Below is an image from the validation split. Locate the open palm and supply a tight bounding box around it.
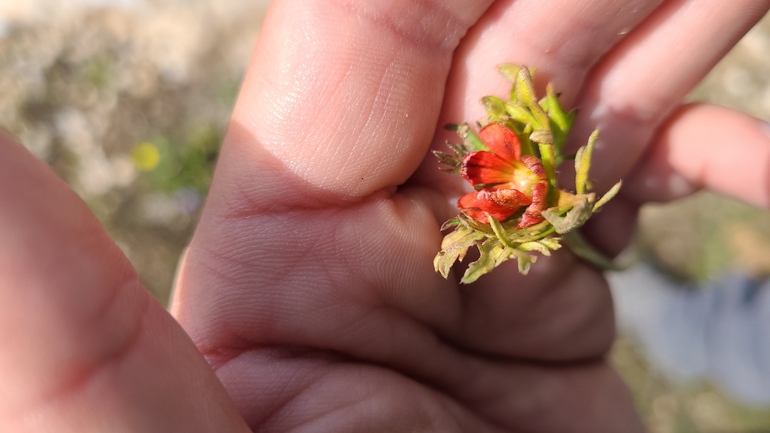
[3,0,769,432]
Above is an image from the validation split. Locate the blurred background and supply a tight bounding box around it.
[1,1,769,431]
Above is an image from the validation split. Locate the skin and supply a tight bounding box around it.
[2,0,770,431]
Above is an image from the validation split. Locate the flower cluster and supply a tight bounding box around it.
[433,65,621,283]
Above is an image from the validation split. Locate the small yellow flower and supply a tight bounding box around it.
[131,142,161,171]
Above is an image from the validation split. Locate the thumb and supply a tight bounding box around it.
[0,131,248,432]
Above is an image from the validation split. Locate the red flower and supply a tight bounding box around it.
[458,122,548,228]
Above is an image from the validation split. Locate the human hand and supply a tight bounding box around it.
[2,0,769,431]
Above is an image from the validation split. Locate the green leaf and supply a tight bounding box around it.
[462,239,506,283]
[512,249,537,275]
[519,241,552,256]
[455,123,488,152]
[541,194,595,234]
[440,218,461,231]
[434,227,485,278]
[505,224,555,243]
[575,129,599,195]
[593,180,622,212]
[482,96,508,121]
[539,237,562,251]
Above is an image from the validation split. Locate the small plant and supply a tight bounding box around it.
[434,64,622,283]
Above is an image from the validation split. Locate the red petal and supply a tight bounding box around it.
[489,188,531,208]
[516,180,548,229]
[521,155,546,180]
[517,212,544,228]
[458,191,520,223]
[461,151,515,186]
[479,122,521,162]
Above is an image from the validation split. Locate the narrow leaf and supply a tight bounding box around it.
[440,218,461,231]
[455,123,488,152]
[593,180,622,212]
[538,141,557,190]
[486,213,516,248]
[433,150,460,167]
[575,129,599,195]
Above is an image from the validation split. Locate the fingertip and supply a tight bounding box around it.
[624,103,770,207]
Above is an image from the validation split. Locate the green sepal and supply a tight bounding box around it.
[482,96,508,122]
[498,64,536,102]
[514,68,550,130]
[519,124,536,158]
[504,102,537,126]
[537,140,557,194]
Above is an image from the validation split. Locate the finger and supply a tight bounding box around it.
[441,0,665,128]
[209,0,496,214]
[624,103,770,206]
[571,0,770,192]
[0,133,248,431]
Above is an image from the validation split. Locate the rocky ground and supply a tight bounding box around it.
[1,1,769,432]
